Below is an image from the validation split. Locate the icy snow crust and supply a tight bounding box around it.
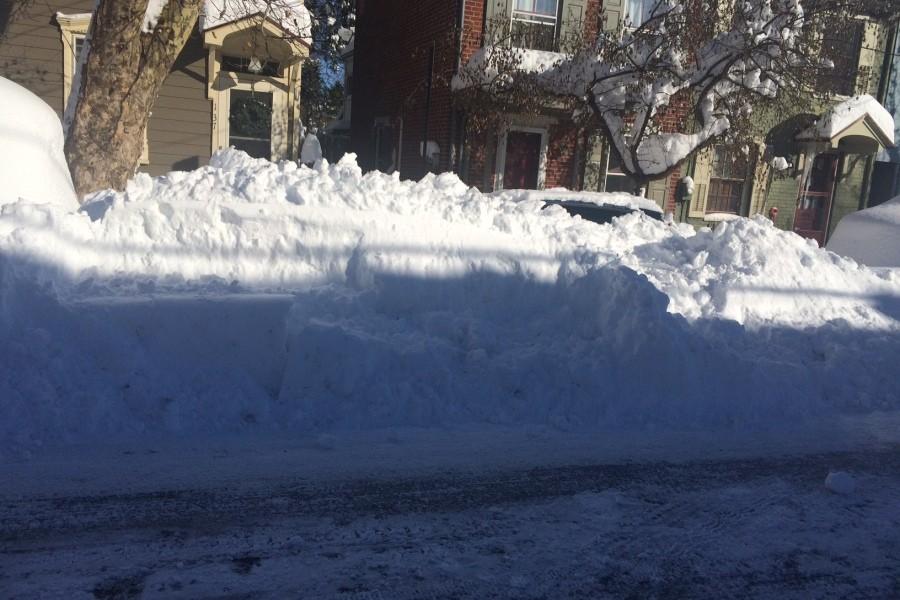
[1,151,899,450]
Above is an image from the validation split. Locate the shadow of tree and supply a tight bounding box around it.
[2,244,898,450]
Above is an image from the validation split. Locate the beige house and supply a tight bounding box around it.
[0,1,311,176]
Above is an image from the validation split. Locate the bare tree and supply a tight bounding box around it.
[455,0,894,190]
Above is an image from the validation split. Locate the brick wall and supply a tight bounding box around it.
[545,123,581,189]
[352,0,602,191]
[351,0,462,180]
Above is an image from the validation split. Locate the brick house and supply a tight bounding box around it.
[350,0,619,193]
[348,0,708,212]
[0,1,311,176]
[350,0,896,246]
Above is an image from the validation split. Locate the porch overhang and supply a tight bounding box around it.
[202,14,310,66]
[796,95,896,155]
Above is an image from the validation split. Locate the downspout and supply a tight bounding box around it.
[422,43,435,172]
[450,0,466,173]
[397,116,404,172]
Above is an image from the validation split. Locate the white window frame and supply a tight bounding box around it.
[215,74,290,161]
[204,18,309,161]
[511,0,560,26]
[58,13,149,165]
[494,125,550,191]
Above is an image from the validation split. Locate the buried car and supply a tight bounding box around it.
[495,189,664,225]
[828,195,900,268]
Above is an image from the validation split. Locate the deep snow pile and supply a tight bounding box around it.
[1,150,899,451]
[828,195,900,268]
[0,78,77,209]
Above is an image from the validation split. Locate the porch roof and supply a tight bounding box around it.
[797,95,895,154]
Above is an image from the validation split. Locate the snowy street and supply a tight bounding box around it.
[1,13,899,596]
[3,431,900,599]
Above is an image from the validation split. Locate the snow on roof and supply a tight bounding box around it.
[493,188,663,214]
[799,95,895,145]
[200,0,312,44]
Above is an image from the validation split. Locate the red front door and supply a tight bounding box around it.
[503,131,542,190]
[794,154,838,246]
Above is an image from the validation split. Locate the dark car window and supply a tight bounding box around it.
[542,200,661,224]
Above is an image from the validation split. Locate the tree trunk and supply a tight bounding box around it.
[64,0,202,199]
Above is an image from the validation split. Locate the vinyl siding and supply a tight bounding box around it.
[148,32,212,176]
[0,1,96,114]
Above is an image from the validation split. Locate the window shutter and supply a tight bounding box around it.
[560,0,586,52]
[688,148,713,218]
[602,0,624,34]
[647,177,669,209]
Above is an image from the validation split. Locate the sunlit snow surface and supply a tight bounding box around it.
[1,148,899,452]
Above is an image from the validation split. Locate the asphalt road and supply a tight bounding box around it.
[3,447,900,599]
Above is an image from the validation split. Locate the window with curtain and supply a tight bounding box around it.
[512,0,559,24]
[706,146,749,214]
[511,0,560,50]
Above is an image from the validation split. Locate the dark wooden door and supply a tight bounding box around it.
[794,154,838,246]
[503,131,542,190]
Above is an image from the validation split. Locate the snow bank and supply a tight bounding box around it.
[828,196,900,268]
[1,150,898,452]
[0,77,77,209]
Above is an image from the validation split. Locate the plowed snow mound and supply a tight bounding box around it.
[1,150,898,451]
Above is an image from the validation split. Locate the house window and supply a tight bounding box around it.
[228,90,273,158]
[73,35,86,74]
[816,21,863,96]
[511,0,559,51]
[604,148,638,193]
[706,146,748,214]
[625,0,654,28]
[221,55,280,77]
[512,0,559,25]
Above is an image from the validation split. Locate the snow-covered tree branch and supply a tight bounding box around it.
[455,0,891,186]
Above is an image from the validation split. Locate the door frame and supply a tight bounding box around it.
[495,125,549,191]
[793,152,839,245]
[214,73,290,161]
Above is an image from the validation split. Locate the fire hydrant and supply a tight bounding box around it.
[768,206,779,223]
